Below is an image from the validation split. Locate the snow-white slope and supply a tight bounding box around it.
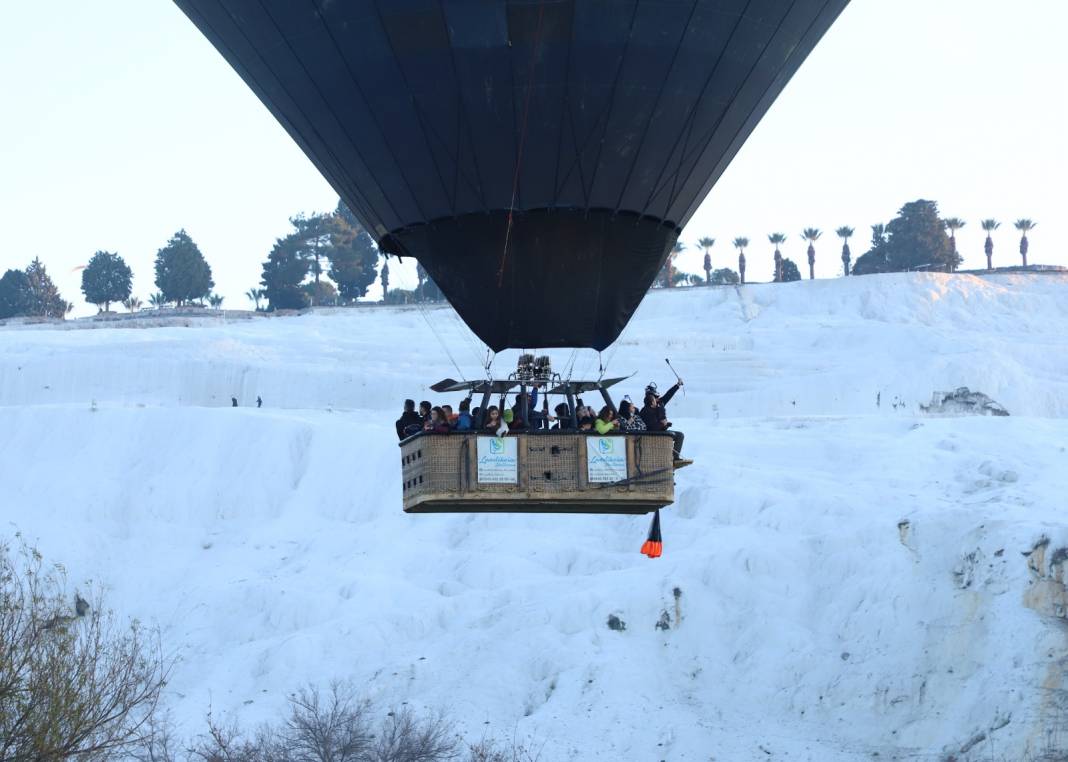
[3,272,1067,760]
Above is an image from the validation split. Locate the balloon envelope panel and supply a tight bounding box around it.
[174,0,849,350]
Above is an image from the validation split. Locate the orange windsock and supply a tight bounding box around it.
[641,508,663,559]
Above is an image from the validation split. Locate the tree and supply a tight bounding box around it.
[148,292,167,309]
[981,219,1000,270]
[0,539,169,760]
[261,234,310,311]
[381,260,390,299]
[709,267,740,285]
[413,262,444,301]
[656,241,685,288]
[1014,219,1036,267]
[0,269,32,319]
[290,213,334,304]
[81,251,132,312]
[733,237,749,284]
[780,257,802,282]
[836,226,854,276]
[329,200,380,303]
[122,297,142,312]
[767,233,786,282]
[853,201,960,275]
[208,294,225,309]
[851,224,890,275]
[154,230,213,305]
[801,228,821,280]
[698,237,715,285]
[245,288,264,311]
[302,281,337,305]
[943,217,965,270]
[25,258,69,318]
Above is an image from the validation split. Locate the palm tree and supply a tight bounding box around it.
[246,288,264,311]
[698,237,715,285]
[208,294,225,310]
[980,219,1000,270]
[835,226,854,276]
[801,228,821,280]
[148,292,166,309]
[122,297,142,312]
[943,218,965,271]
[732,237,749,284]
[767,233,786,282]
[1013,219,1036,267]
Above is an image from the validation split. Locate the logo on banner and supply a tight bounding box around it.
[477,437,518,483]
[588,437,627,483]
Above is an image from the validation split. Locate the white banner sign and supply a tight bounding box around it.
[587,437,628,483]
[476,437,518,484]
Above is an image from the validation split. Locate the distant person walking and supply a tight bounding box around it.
[231,397,238,407]
[257,396,263,408]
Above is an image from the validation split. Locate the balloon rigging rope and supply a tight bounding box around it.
[416,300,467,382]
[496,0,547,289]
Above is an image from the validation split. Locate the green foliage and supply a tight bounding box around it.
[415,262,445,301]
[154,230,213,305]
[981,218,1000,234]
[943,217,965,235]
[24,258,69,318]
[801,228,822,243]
[1014,218,1036,234]
[81,251,132,312]
[732,237,749,252]
[0,269,32,319]
[302,280,338,305]
[709,267,740,285]
[767,233,786,249]
[261,234,310,311]
[148,292,167,309]
[780,258,802,282]
[835,226,854,240]
[383,287,417,305]
[208,294,225,309]
[329,225,380,302]
[697,237,715,250]
[853,201,959,275]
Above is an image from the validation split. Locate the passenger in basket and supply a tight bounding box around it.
[552,402,573,430]
[639,379,685,457]
[483,405,504,434]
[418,400,432,425]
[424,406,451,434]
[577,406,596,432]
[396,398,423,440]
[594,405,620,434]
[442,404,456,426]
[455,398,473,431]
[617,399,647,432]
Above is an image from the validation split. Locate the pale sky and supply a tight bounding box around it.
[1,1,1065,317]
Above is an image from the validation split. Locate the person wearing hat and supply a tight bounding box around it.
[639,378,685,459]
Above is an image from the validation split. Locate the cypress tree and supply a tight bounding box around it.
[154,230,213,305]
[25,258,69,318]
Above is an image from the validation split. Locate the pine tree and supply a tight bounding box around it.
[852,224,890,275]
[261,234,310,311]
[81,251,132,312]
[25,258,69,318]
[290,213,334,304]
[0,269,32,319]
[154,230,213,305]
[328,201,380,303]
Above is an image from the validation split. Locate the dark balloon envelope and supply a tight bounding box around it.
[175,0,849,351]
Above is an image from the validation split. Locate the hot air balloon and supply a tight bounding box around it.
[173,0,849,351]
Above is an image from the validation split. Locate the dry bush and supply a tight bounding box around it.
[0,536,170,761]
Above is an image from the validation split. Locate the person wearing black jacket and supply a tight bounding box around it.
[396,399,423,440]
[639,380,684,458]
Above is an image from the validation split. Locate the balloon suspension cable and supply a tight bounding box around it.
[416,301,466,382]
[597,351,605,381]
[483,349,495,380]
[641,508,663,558]
[665,357,685,396]
[496,0,546,288]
